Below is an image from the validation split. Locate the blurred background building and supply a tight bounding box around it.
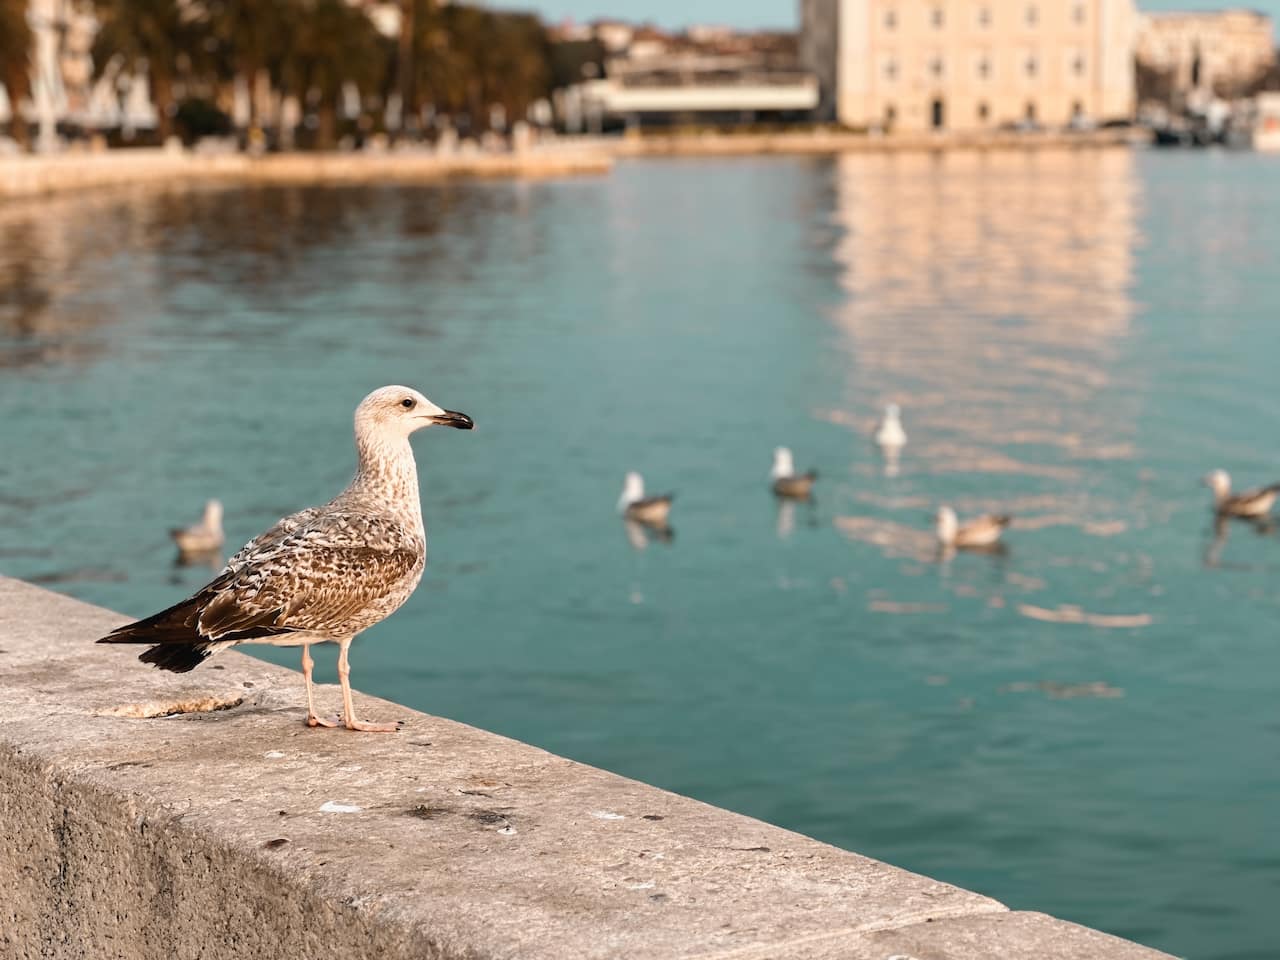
[1135,8,1276,103]
[799,0,1139,132]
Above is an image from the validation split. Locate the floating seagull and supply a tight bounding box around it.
[771,447,818,500]
[935,505,1011,550]
[618,471,674,527]
[170,499,225,556]
[1202,469,1280,518]
[98,386,474,733]
[875,403,908,449]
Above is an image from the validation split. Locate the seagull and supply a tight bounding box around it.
[875,403,908,449]
[170,499,225,556]
[618,471,674,527]
[97,386,474,733]
[770,447,817,499]
[1202,469,1280,518]
[935,505,1011,550]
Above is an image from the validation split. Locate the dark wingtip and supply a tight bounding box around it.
[138,643,210,673]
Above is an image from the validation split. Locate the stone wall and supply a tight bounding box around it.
[0,577,1173,959]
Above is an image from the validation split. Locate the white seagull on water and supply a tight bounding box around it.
[170,499,225,556]
[935,505,1011,550]
[98,386,474,733]
[770,447,817,499]
[875,403,908,449]
[1202,469,1280,519]
[617,471,674,527]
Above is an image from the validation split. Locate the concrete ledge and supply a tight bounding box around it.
[0,147,612,198]
[0,576,1173,959]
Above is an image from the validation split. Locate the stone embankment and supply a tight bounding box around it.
[0,145,612,198]
[0,576,1174,959]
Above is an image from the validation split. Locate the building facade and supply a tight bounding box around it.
[801,0,1137,132]
[1136,9,1275,101]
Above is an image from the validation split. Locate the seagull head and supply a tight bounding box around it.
[935,505,958,543]
[203,499,224,528]
[885,403,901,420]
[771,446,795,480]
[1202,469,1230,499]
[618,472,645,512]
[356,385,474,440]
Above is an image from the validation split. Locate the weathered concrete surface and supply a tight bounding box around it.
[0,576,1173,960]
[0,146,611,198]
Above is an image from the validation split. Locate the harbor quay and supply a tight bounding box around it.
[0,575,1174,960]
[0,130,1142,199]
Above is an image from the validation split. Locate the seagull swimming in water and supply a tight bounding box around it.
[617,471,674,527]
[935,505,1011,550]
[875,403,907,449]
[770,447,817,500]
[1202,469,1280,519]
[98,386,474,733]
[170,499,225,556]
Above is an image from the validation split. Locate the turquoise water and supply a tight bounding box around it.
[2,151,1278,959]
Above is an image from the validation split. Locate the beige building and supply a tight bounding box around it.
[800,0,1138,132]
[1136,9,1275,100]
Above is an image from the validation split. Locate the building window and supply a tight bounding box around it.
[1026,55,1038,78]
[885,9,896,29]
[1026,5,1038,26]
[1026,101,1037,121]
[978,7,991,28]
[977,56,991,81]
[929,56,944,79]
[1072,53,1086,76]
[884,58,898,82]
[1073,3,1086,24]
[978,101,990,122]
[1072,100,1084,119]
[885,104,897,129]
[931,7,944,28]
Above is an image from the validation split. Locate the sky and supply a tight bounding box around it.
[525,0,1280,33]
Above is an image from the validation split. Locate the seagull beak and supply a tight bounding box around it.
[428,409,474,430]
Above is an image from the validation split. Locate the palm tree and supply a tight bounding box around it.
[205,0,291,133]
[0,0,32,148]
[285,0,384,149]
[91,0,207,142]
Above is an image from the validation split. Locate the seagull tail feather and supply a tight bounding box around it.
[138,642,214,673]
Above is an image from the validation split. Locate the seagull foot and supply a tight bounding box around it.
[306,713,340,728]
[343,717,404,733]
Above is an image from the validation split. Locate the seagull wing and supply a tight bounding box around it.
[100,513,424,647]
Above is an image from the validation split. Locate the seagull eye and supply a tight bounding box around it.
[401,398,416,410]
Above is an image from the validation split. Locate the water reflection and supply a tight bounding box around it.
[825,149,1141,485]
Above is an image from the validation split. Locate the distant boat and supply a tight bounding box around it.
[170,499,224,555]
[770,447,817,500]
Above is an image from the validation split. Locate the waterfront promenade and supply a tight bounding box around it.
[0,129,1140,198]
[0,144,614,199]
[0,575,1173,959]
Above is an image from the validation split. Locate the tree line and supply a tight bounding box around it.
[1,0,563,150]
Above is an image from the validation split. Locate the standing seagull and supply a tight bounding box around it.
[874,403,908,449]
[98,386,474,733]
[170,499,225,556]
[935,505,1011,550]
[770,447,818,499]
[1202,469,1280,519]
[618,472,674,527]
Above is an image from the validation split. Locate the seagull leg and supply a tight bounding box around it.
[302,644,337,728]
[337,636,401,733]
